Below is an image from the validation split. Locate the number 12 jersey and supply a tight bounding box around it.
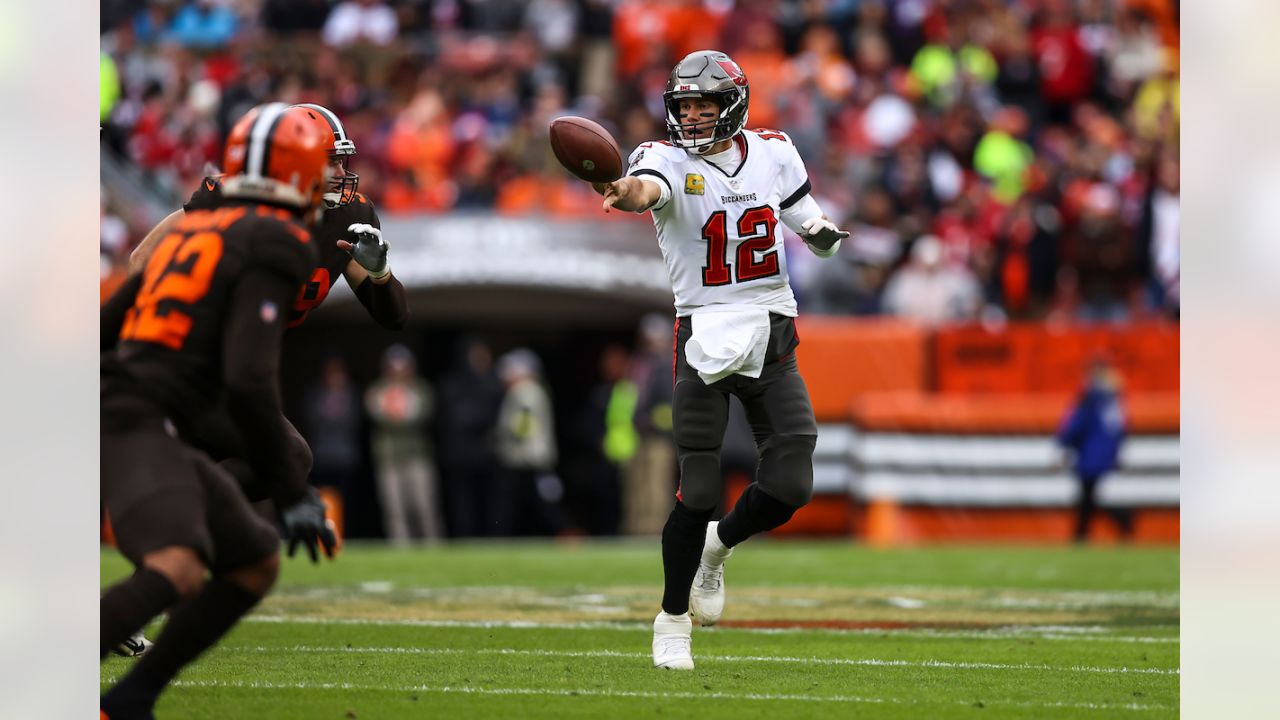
[626,129,813,318]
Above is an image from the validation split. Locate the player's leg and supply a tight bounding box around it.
[103,453,281,718]
[688,359,817,627]
[654,377,729,669]
[719,358,818,547]
[100,422,213,660]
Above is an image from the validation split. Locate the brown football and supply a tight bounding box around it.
[549,116,623,183]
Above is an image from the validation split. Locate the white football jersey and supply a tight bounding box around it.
[627,129,813,317]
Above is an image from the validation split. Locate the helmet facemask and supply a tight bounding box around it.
[664,91,748,154]
[325,138,360,208]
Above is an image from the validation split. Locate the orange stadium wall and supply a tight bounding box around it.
[775,319,1179,545]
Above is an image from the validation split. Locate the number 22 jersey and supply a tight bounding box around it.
[626,129,812,318]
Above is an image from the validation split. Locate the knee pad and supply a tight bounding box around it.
[757,434,817,508]
[676,451,721,511]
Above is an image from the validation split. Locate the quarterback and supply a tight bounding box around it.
[594,50,848,669]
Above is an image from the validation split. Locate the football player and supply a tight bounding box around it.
[111,103,406,657]
[129,102,407,333]
[99,103,338,719]
[593,50,849,670]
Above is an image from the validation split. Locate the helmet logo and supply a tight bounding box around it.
[716,59,747,87]
[582,160,595,171]
[676,83,699,92]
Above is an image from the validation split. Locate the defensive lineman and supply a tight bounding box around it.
[594,50,848,669]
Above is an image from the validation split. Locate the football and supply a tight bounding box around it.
[549,116,623,183]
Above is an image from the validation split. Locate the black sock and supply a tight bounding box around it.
[660,501,713,615]
[102,577,264,715]
[717,483,799,548]
[101,568,179,659]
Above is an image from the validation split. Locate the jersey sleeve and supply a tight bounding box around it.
[626,143,675,212]
[773,134,812,211]
[220,267,310,506]
[183,177,223,212]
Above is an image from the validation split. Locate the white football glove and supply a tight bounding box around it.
[800,217,849,257]
[340,223,389,278]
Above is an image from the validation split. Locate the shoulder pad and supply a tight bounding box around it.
[747,128,794,144]
[628,139,682,166]
[244,210,316,281]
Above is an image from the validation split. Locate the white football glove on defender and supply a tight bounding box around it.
[339,223,390,278]
[800,217,849,258]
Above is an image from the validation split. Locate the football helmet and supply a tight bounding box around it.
[221,103,332,210]
[293,103,360,206]
[663,50,750,154]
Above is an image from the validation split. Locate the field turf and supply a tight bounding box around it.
[101,540,1179,718]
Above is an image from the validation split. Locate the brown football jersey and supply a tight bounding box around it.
[103,200,317,432]
[185,177,381,327]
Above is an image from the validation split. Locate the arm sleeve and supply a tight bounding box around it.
[625,144,675,212]
[776,136,812,213]
[221,268,311,507]
[779,193,824,234]
[353,273,410,330]
[101,273,143,351]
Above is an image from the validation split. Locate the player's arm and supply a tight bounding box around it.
[772,135,849,257]
[780,193,848,257]
[221,268,303,501]
[339,214,409,330]
[593,176,665,213]
[128,209,185,276]
[100,273,143,350]
[222,266,336,561]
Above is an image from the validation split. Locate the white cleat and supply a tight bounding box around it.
[652,611,694,670]
[690,521,731,626]
[113,630,153,658]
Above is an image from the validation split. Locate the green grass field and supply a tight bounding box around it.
[101,541,1179,718]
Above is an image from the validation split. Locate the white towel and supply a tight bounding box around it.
[684,305,772,385]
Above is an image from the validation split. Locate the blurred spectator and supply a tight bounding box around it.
[569,345,631,536]
[1144,152,1179,315]
[909,17,998,110]
[494,349,566,536]
[365,345,443,544]
[101,51,121,122]
[436,337,504,538]
[974,106,1034,203]
[303,356,365,504]
[324,0,400,47]
[882,235,983,326]
[1031,2,1096,125]
[168,0,240,49]
[1057,357,1131,543]
[99,0,1180,325]
[623,315,676,535]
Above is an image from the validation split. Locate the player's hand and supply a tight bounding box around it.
[280,489,337,564]
[338,223,389,278]
[597,179,631,213]
[800,217,850,251]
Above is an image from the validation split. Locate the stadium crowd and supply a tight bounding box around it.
[100,0,1178,322]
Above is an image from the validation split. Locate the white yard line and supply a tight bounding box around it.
[246,614,1179,644]
[150,677,1172,713]
[228,644,1179,676]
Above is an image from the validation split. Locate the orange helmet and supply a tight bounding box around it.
[293,103,360,206]
[221,103,331,209]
